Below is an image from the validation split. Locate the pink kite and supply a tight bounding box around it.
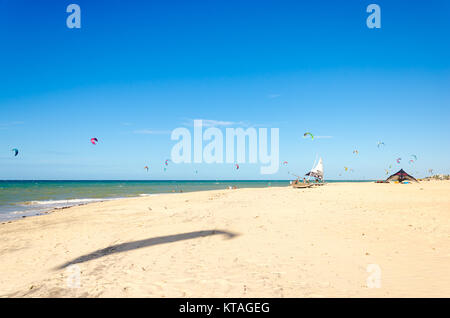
[90,138,98,145]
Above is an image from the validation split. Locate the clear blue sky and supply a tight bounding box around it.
[0,0,449,180]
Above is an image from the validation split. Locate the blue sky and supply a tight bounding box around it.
[0,0,449,180]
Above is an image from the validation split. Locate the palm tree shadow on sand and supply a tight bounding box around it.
[55,229,238,270]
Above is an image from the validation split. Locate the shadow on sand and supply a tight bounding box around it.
[55,229,238,270]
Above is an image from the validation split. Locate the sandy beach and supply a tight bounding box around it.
[0,181,449,298]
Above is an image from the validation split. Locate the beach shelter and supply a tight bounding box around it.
[386,169,418,183]
[305,157,324,180]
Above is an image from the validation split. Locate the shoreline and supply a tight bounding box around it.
[0,180,377,223]
[0,194,169,225]
[1,181,449,297]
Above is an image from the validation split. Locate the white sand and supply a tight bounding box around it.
[0,181,449,297]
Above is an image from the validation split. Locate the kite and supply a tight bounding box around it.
[303,132,314,140]
[344,167,349,172]
[165,159,170,166]
[411,155,417,161]
[235,163,240,170]
[90,138,98,145]
[282,161,288,166]
[396,158,401,164]
[386,169,419,183]
[144,166,149,172]
[377,141,385,148]
[12,148,19,156]
[409,160,414,164]
[353,150,359,155]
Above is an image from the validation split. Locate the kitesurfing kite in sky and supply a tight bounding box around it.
[353,150,359,155]
[144,166,149,172]
[12,148,19,157]
[303,132,314,140]
[90,138,98,145]
[377,141,385,148]
[396,158,402,164]
[235,163,240,170]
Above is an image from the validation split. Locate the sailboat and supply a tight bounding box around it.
[291,157,325,188]
[303,157,326,187]
[305,157,324,182]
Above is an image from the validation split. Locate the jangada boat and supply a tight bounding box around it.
[291,180,313,188]
[306,157,325,186]
[291,157,325,188]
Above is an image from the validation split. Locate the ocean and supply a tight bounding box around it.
[0,180,286,221]
[0,180,371,221]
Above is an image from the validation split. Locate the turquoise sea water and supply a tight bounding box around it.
[0,180,371,221]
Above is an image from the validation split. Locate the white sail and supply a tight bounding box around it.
[312,158,323,175]
[306,157,324,179]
